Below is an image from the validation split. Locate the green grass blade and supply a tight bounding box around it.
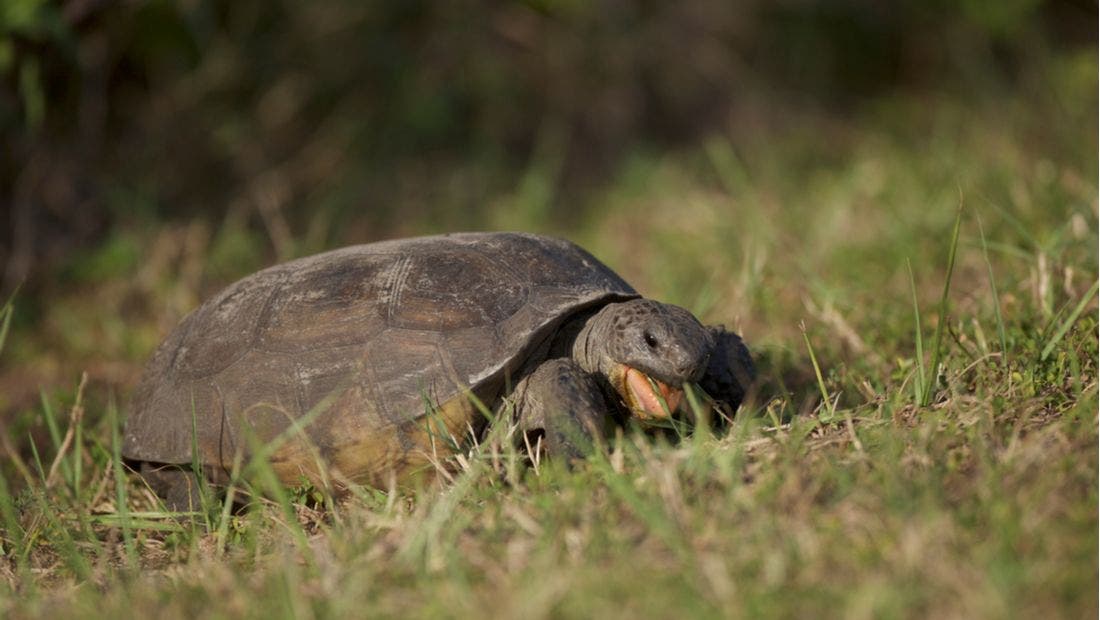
[398,463,481,569]
[214,452,245,556]
[977,215,1008,363]
[240,425,314,565]
[73,417,83,499]
[590,454,688,563]
[1040,279,1099,361]
[27,489,92,580]
[0,469,25,562]
[705,137,753,196]
[27,434,47,482]
[907,259,926,403]
[0,293,14,355]
[800,321,835,419]
[39,391,62,454]
[108,395,137,566]
[189,392,213,531]
[922,204,964,406]
[91,515,187,532]
[978,194,1040,251]
[684,383,712,449]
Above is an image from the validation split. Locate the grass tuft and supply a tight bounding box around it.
[921,203,964,407]
[1040,279,1099,362]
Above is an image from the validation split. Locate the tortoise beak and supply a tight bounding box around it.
[622,366,683,421]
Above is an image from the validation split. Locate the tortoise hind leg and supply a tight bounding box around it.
[139,462,205,512]
[512,358,612,460]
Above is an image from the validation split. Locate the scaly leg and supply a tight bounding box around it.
[512,358,612,460]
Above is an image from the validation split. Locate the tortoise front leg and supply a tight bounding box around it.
[698,327,755,419]
[512,358,612,460]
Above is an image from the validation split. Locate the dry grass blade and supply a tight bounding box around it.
[45,372,88,489]
[523,430,542,475]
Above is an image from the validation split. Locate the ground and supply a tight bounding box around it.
[0,69,1097,618]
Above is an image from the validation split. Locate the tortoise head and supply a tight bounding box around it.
[575,299,714,421]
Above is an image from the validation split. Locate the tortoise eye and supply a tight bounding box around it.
[644,332,659,348]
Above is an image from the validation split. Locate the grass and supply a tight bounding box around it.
[1,85,1097,618]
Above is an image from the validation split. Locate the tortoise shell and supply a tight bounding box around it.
[123,232,637,486]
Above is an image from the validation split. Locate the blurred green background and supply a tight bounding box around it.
[3,0,1094,260]
[1,4,1098,615]
[0,0,1096,430]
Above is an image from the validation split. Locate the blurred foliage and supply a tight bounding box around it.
[1,0,1095,294]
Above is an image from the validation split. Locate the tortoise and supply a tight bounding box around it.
[124,232,753,508]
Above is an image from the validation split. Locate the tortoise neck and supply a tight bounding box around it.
[571,304,615,376]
